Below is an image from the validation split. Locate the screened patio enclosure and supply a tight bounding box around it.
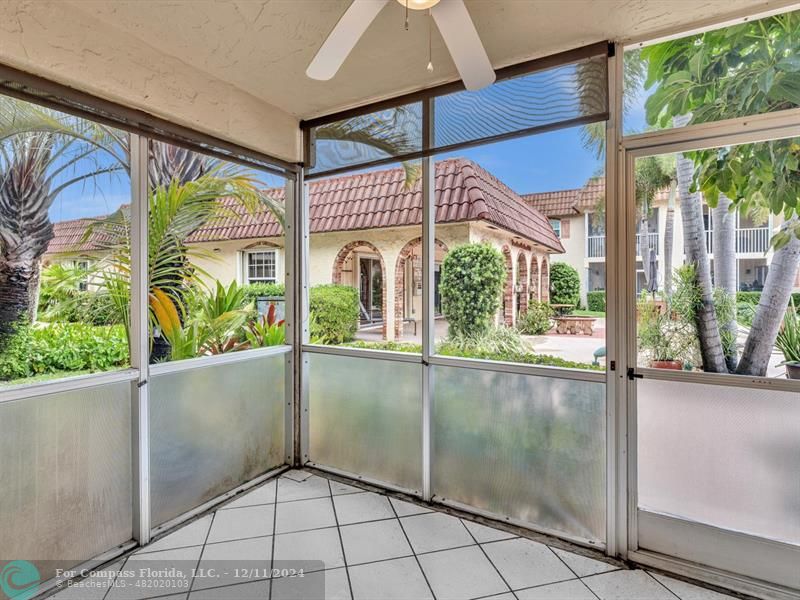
[0,7,799,600]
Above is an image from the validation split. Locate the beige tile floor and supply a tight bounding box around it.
[53,470,741,600]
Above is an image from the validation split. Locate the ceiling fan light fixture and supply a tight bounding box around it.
[395,0,441,10]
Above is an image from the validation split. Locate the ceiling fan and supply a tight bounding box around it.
[306,0,495,91]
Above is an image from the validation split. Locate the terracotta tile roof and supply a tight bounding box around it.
[46,216,119,254]
[522,176,606,217]
[523,176,670,218]
[45,158,563,255]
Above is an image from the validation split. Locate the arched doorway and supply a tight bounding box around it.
[394,237,449,339]
[530,255,540,303]
[541,258,550,303]
[332,241,387,337]
[516,252,528,318]
[502,245,514,326]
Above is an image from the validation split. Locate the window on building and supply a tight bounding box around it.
[73,260,90,291]
[549,219,562,238]
[245,250,277,284]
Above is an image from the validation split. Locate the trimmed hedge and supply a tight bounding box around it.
[587,291,606,312]
[439,244,506,337]
[242,282,285,304]
[549,262,581,307]
[309,284,360,344]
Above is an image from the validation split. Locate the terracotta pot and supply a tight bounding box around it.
[650,360,683,370]
[786,363,800,380]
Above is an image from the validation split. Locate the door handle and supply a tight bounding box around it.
[627,368,643,380]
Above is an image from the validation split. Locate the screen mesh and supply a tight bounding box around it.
[306,50,608,177]
[434,55,607,148]
[308,102,423,175]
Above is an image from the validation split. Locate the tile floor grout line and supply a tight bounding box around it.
[101,554,131,600]
[458,519,516,598]
[645,570,684,600]
[186,509,217,597]
[388,493,439,600]
[327,478,355,600]
[267,478,280,600]
[544,544,601,600]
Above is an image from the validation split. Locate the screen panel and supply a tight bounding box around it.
[0,381,133,581]
[149,353,286,526]
[638,378,800,545]
[431,365,606,543]
[308,353,422,493]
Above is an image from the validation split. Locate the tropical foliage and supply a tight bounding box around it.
[517,300,554,335]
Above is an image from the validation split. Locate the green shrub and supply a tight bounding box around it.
[736,291,800,312]
[309,284,359,344]
[517,301,553,335]
[586,291,606,312]
[1,323,129,382]
[439,243,506,337]
[242,282,285,305]
[549,262,581,306]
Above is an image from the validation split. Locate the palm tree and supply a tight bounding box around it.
[0,99,123,351]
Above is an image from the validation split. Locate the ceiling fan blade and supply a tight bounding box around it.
[432,0,495,91]
[306,0,390,81]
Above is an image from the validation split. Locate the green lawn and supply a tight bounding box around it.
[570,310,606,318]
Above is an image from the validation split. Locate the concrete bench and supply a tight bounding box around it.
[554,315,596,335]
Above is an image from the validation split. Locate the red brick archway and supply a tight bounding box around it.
[540,258,550,303]
[502,245,513,326]
[530,256,540,302]
[516,252,528,317]
[394,237,449,338]
[332,240,387,338]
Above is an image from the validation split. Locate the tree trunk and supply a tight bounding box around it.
[639,214,651,287]
[663,179,677,296]
[673,115,728,373]
[736,219,800,376]
[0,260,39,352]
[712,193,738,370]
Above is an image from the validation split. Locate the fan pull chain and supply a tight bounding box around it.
[405,0,409,30]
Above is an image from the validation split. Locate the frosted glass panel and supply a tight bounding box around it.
[0,381,133,581]
[638,379,800,545]
[150,352,286,526]
[432,366,606,543]
[308,353,422,492]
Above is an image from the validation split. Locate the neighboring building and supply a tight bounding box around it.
[44,158,563,340]
[524,176,800,306]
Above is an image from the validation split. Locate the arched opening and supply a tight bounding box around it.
[516,252,529,318]
[530,255,540,303]
[332,240,387,338]
[541,258,550,303]
[394,237,449,339]
[502,245,514,326]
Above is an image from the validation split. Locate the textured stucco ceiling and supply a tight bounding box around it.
[64,0,796,120]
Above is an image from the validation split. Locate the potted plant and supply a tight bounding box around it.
[637,298,689,370]
[776,300,800,380]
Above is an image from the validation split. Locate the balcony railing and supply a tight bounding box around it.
[587,233,659,259]
[705,227,770,255]
[587,235,605,258]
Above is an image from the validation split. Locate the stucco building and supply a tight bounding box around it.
[45,158,563,340]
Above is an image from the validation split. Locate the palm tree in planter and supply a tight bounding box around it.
[0,98,124,352]
[640,11,800,376]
